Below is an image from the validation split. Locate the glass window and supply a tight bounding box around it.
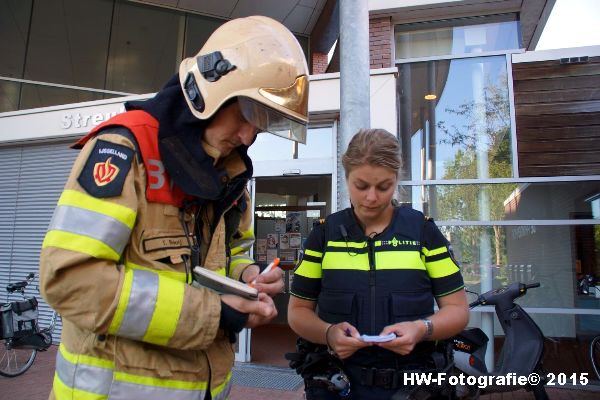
[23,0,112,87]
[398,56,513,181]
[0,80,21,113]
[438,223,600,338]
[184,14,224,58]
[400,181,600,222]
[0,0,32,78]
[248,126,333,161]
[106,1,181,93]
[395,15,520,59]
[19,82,115,110]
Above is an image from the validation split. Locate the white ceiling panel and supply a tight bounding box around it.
[176,0,237,18]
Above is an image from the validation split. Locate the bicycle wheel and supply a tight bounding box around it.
[0,341,37,377]
[591,335,600,381]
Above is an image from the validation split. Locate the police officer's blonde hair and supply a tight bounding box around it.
[342,129,402,178]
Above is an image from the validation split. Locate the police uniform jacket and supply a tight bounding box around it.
[291,206,464,367]
[40,106,255,400]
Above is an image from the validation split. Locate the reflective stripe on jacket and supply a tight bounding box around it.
[40,110,255,399]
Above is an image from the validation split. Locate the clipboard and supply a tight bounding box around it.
[192,266,258,300]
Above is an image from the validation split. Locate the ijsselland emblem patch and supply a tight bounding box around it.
[93,157,120,186]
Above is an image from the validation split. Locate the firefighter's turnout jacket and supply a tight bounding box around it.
[40,110,255,400]
[291,206,464,367]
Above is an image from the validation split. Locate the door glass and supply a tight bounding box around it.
[249,174,331,365]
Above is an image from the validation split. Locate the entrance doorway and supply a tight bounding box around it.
[249,174,332,366]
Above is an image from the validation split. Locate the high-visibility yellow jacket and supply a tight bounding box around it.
[40,110,255,400]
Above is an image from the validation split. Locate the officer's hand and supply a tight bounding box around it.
[326,322,371,360]
[241,264,284,296]
[376,321,423,355]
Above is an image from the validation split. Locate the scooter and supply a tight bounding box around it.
[452,282,549,399]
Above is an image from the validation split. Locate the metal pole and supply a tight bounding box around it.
[338,0,371,210]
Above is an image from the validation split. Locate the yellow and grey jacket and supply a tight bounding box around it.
[291,206,464,367]
[40,110,255,400]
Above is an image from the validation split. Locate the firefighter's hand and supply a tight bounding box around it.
[376,321,423,355]
[221,293,278,328]
[326,322,371,360]
[241,264,284,296]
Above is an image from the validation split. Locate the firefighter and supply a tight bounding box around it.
[288,129,469,399]
[39,16,309,400]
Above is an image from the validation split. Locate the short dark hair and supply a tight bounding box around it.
[341,129,401,178]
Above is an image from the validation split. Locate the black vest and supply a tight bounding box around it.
[317,207,435,366]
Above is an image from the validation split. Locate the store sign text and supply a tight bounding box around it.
[61,106,126,130]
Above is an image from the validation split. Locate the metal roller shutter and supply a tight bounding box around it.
[0,140,79,342]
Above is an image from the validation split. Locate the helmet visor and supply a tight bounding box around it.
[238,96,307,144]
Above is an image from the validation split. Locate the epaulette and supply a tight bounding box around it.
[312,218,326,227]
[425,215,434,222]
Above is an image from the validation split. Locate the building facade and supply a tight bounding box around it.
[1,0,599,378]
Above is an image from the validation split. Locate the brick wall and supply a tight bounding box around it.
[311,51,329,74]
[369,16,393,69]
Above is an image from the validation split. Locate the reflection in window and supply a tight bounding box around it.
[398,56,513,218]
[395,16,520,59]
[438,223,600,337]
[248,127,332,161]
[106,1,180,93]
[402,181,600,221]
[0,80,21,113]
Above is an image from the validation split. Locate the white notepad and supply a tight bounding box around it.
[192,266,258,300]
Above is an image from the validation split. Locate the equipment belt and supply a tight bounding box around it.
[345,365,404,389]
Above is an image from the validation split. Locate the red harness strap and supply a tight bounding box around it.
[75,110,186,207]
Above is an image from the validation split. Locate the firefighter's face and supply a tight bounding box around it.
[347,164,397,222]
[204,100,259,157]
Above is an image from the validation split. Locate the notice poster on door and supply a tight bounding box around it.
[256,239,267,255]
[280,250,296,262]
[266,249,278,262]
[289,233,302,249]
[266,233,278,249]
[286,212,301,233]
[280,233,290,250]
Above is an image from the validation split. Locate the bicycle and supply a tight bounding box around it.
[0,272,59,377]
[591,334,600,381]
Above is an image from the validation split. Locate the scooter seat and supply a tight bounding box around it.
[457,327,489,347]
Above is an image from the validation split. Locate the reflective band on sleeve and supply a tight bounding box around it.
[304,249,323,258]
[211,372,233,400]
[422,246,448,257]
[58,189,136,228]
[43,230,120,261]
[294,260,322,279]
[426,259,460,278]
[230,255,254,270]
[48,205,132,255]
[58,190,137,228]
[143,273,184,346]
[116,269,159,340]
[54,343,113,398]
[109,265,184,345]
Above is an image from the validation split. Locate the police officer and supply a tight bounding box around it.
[40,16,308,400]
[288,129,469,399]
